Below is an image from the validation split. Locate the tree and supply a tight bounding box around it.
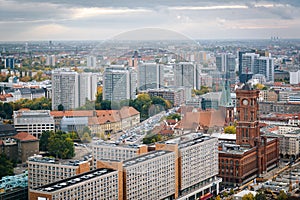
[48,131,75,159]
[255,191,266,200]
[3,102,13,119]
[166,113,181,121]
[78,126,92,142]
[215,195,221,200]
[0,154,14,178]
[100,100,112,110]
[58,104,64,111]
[277,190,288,200]
[224,126,236,134]
[229,188,235,195]
[242,193,254,200]
[39,130,52,151]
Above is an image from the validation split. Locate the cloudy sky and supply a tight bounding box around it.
[0,0,300,41]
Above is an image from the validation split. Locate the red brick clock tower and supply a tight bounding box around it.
[236,84,260,147]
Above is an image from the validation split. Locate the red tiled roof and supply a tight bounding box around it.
[13,132,38,141]
[96,110,120,124]
[51,110,95,117]
[179,110,225,130]
[119,106,139,119]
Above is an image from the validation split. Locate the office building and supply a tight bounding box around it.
[52,70,97,110]
[138,63,164,90]
[254,56,274,82]
[238,50,255,83]
[13,110,55,139]
[29,168,119,200]
[103,66,137,101]
[27,155,90,189]
[174,62,197,89]
[216,53,236,83]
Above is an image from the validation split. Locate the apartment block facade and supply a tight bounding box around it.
[27,155,90,189]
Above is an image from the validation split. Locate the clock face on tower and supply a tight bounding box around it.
[242,99,249,106]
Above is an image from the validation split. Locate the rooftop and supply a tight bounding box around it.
[33,168,115,193]
[123,150,172,167]
[28,155,88,166]
[93,142,142,150]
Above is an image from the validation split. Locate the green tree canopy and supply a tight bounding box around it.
[39,130,53,151]
[47,131,75,159]
[166,113,181,121]
[0,154,14,178]
[255,191,266,200]
[277,190,288,200]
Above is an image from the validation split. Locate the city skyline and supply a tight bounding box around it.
[1,0,300,41]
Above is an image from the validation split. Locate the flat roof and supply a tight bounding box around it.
[161,132,214,149]
[93,142,142,149]
[33,168,115,193]
[123,150,173,167]
[28,156,88,167]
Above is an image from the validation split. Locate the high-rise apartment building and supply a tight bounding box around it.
[87,56,97,67]
[78,72,98,105]
[52,70,97,110]
[103,66,137,101]
[46,55,56,67]
[138,63,164,90]
[13,110,55,139]
[5,56,15,69]
[174,62,197,89]
[52,70,79,110]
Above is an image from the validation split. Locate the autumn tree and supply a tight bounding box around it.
[242,193,254,200]
[277,190,288,200]
[224,125,236,134]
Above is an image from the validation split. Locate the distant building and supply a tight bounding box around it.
[13,110,55,139]
[103,66,137,101]
[147,88,185,106]
[290,70,300,85]
[216,53,236,83]
[5,57,15,69]
[51,70,97,110]
[138,62,164,90]
[174,62,198,89]
[45,55,56,67]
[86,56,97,67]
